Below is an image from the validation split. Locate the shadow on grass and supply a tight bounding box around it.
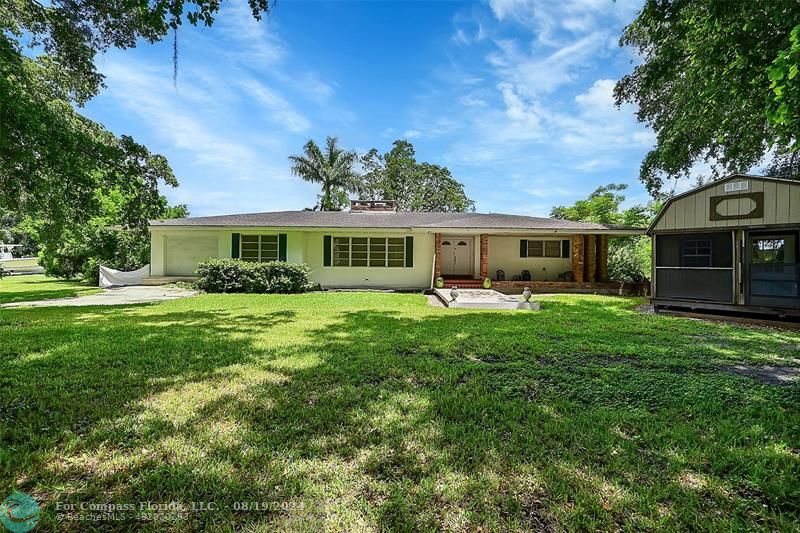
[0,295,798,530]
[0,287,99,305]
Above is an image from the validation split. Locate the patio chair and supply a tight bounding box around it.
[495,269,505,281]
[521,270,531,281]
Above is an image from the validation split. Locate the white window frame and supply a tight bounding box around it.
[329,236,407,268]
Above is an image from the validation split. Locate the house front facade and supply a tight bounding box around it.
[149,200,644,291]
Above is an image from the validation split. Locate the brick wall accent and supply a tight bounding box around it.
[479,233,489,279]
[434,233,442,279]
[584,235,597,282]
[597,235,609,282]
[571,235,584,283]
[489,280,650,296]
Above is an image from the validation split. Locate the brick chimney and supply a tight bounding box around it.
[350,200,397,213]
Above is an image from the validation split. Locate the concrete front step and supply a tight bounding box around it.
[442,279,483,289]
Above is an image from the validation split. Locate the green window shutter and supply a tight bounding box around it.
[278,234,287,262]
[232,233,240,259]
[405,236,414,267]
[520,239,528,258]
[323,235,332,267]
[561,239,570,258]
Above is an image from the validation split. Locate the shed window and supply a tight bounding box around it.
[327,237,408,267]
[681,239,712,267]
[752,239,786,264]
[241,235,278,262]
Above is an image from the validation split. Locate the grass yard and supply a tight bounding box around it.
[0,274,100,305]
[0,289,798,531]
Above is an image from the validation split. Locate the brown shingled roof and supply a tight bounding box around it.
[150,210,644,233]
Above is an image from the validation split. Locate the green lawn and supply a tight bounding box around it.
[0,290,798,531]
[0,274,100,304]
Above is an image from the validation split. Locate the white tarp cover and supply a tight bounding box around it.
[99,264,150,288]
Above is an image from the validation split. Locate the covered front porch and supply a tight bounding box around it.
[434,232,647,295]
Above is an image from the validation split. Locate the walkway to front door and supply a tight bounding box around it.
[432,288,540,310]
[440,237,473,277]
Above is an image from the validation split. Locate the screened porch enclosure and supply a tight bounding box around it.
[654,232,734,303]
[653,229,800,311]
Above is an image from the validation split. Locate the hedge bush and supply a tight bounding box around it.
[194,258,312,294]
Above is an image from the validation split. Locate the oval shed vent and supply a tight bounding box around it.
[714,197,757,217]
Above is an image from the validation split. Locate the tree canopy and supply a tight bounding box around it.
[358,140,475,212]
[21,187,189,281]
[615,0,800,195]
[551,184,656,282]
[550,184,653,228]
[1,0,270,231]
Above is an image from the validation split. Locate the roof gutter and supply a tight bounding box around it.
[148,224,645,235]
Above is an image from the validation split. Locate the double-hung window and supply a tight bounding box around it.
[241,235,279,262]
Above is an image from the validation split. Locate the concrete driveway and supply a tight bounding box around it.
[1,285,197,308]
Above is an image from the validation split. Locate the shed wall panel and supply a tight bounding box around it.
[791,185,800,223]
[653,177,800,232]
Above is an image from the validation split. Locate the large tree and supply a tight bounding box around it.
[1,0,271,227]
[289,137,361,211]
[550,184,652,227]
[551,184,656,282]
[358,140,475,212]
[615,0,800,195]
[22,189,189,281]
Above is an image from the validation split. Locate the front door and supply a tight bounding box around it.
[441,238,473,277]
[746,231,800,309]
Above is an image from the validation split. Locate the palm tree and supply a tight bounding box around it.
[289,137,360,211]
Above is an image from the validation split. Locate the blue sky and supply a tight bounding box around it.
[84,0,659,217]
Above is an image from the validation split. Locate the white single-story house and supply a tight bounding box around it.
[148,200,644,291]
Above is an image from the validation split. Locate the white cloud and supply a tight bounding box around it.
[459,94,487,107]
[216,0,286,65]
[488,0,531,23]
[204,0,338,107]
[488,32,609,98]
[397,117,463,141]
[239,79,311,133]
[497,82,543,136]
[575,78,616,114]
[489,0,640,46]
[102,61,264,172]
[452,28,470,45]
[575,158,619,172]
[451,7,489,46]
[95,57,319,217]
